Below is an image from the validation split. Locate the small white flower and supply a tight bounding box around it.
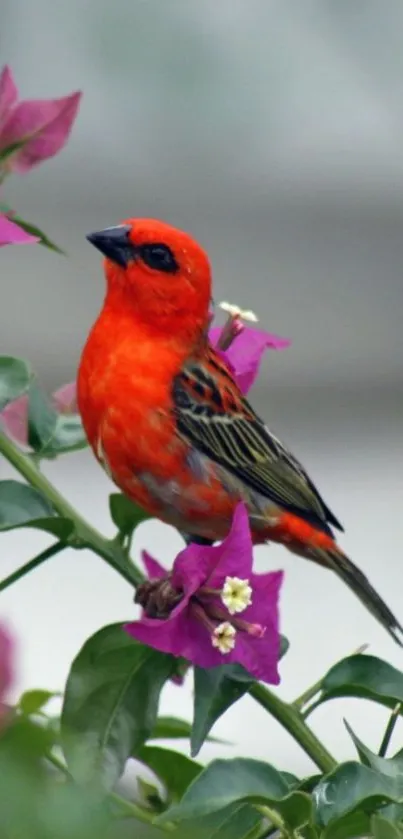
[221,576,253,615]
[218,301,258,323]
[211,622,236,654]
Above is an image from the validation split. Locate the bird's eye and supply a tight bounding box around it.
[138,243,179,274]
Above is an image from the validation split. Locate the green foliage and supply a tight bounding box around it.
[61,624,176,788]
[313,761,403,826]
[109,492,151,536]
[136,745,202,802]
[306,653,403,717]
[19,688,58,716]
[28,380,87,457]
[0,479,74,538]
[6,647,403,839]
[171,802,263,839]
[371,814,403,839]
[3,332,403,837]
[0,718,113,839]
[150,715,224,745]
[0,355,31,410]
[150,716,194,740]
[192,664,253,758]
[159,757,313,829]
[345,719,403,777]
[191,636,289,757]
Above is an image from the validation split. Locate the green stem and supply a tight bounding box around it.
[0,431,143,587]
[249,683,337,773]
[255,826,277,839]
[292,643,369,712]
[45,750,168,828]
[0,541,65,592]
[291,677,324,715]
[378,702,401,757]
[256,806,288,837]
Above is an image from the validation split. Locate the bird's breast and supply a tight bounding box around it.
[77,309,191,485]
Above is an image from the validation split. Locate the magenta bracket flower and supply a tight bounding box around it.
[0,380,78,447]
[0,65,81,173]
[0,213,38,247]
[125,504,283,685]
[209,302,291,395]
[53,382,77,414]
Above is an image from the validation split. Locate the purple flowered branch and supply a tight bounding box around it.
[127,505,283,684]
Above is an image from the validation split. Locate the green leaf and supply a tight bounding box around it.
[0,479,53,523]
[10,214,65,254]
[0,714,55,762]
[321,810,371,839]
[344,722,403,824]
[307,655,403,718]
[61,623,175,788]
[0,480,73,539]
[150,715,194,740]
[28,381,86,456]
[0,355,31,411]
[191,637,288,758]
[16,516,74,538]
[312,762,403,827]
[137,745,202,802]
[192,664,252,758]
[0,717,111,839]
[28,380,58,451]
[52,413,87,454]
[149,715,225,749]
[281,771,301,787]
[345,719,403,778]
[109,493,150,535]
[173,803,263,839]
[371,814,403,839]
[19,689,58,716]
[159,757,312,830]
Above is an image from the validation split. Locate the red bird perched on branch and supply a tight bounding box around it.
[78,218,402,645]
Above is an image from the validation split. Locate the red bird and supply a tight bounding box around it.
[78,218,402,644]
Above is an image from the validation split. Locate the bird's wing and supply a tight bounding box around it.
[172,346,343,534]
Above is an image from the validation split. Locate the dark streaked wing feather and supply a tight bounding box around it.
[172,351,343,535]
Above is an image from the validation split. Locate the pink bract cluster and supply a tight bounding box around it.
[0,65,81,246]
[126,505,283,684]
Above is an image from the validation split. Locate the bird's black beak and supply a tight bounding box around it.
[86,225,134,268]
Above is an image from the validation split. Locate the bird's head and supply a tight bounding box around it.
[86,218,211,335]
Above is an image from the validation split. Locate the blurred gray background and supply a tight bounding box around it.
[1,0,403,776]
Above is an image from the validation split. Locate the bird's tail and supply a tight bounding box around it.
[310,544,403,646]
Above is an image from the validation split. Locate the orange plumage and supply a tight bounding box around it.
[78,217,402,644]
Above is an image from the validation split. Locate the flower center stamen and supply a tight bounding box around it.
[135,573,265,655]
[221,576,252,614]
[216,302,258,351]
[211,622,236,654]
[205,601,265,638]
